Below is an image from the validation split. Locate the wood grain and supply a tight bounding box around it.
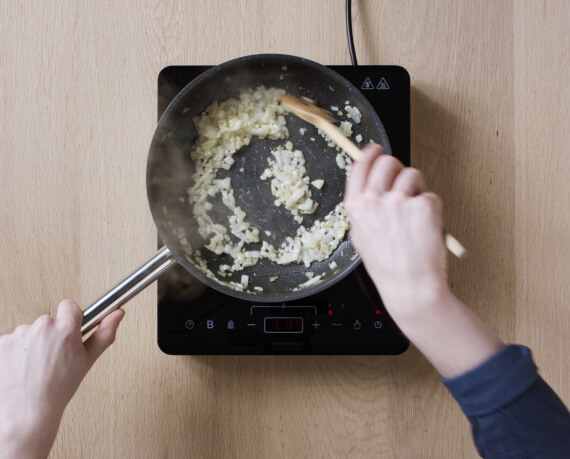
[0,1,568,457]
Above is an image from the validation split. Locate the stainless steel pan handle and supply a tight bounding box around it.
[81,246,177,335]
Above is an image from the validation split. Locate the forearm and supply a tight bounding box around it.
[0,399,61,459]
[386,287,504,379]
[0,440,48,459]
[0,421,58,459]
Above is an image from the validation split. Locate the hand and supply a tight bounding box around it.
[344,143,448,320]
[0,300,125,459]
[344,144,503,378]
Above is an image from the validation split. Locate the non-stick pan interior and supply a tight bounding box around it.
[147,54,391,302]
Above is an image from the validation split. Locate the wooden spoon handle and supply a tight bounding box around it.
[315,119,364,161]
[445,233,466,259]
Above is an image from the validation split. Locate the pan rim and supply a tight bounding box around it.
[147,53,392,302]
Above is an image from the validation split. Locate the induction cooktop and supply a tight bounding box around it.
[157,64,410,355]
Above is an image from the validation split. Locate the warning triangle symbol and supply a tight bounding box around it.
[377,77,390,90]
[361,77,375,90]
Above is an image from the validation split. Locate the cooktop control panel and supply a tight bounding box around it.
[158,264,409,355]
[157,64,410,355]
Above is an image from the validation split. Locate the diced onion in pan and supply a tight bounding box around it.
[178,86,354,293]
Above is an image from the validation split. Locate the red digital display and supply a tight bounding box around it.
[264,317,303,333]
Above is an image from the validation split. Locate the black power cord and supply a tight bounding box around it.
[346,0,358,66]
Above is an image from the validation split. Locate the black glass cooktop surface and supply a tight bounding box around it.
[157,64,410,355]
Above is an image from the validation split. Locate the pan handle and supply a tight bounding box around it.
[81,245,177,335]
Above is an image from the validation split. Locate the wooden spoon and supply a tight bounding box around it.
[279,94,467,259]
[279,95,364,161]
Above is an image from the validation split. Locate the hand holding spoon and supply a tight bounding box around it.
[279,95,467,259]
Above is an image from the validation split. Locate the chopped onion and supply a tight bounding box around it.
[344,105,362,124]
[260,146,318,220]
[179,86,353,293]
[297,274,322,289]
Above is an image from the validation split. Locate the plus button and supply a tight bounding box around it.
[312,321,320,329]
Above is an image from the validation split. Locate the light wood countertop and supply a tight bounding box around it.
[1,1,568,457]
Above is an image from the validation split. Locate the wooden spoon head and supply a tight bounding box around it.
[278,95,333,126]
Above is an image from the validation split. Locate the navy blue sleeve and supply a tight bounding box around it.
[442,345,570,458]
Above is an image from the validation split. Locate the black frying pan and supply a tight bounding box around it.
[81,54,391,335]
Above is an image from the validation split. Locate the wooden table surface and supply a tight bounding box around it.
[1,1,569,457]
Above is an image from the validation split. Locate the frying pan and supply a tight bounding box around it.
[81,54,392,335]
